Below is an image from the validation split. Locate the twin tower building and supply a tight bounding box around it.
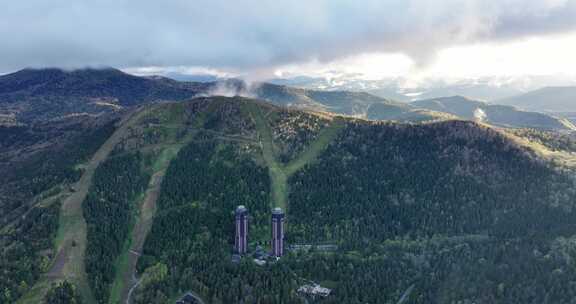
[234,205,285,257]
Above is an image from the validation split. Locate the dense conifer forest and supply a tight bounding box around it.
[286,120,576,303]
[5,98,576,304]
[0,203,60,303]
[125,102,576,303]
[289,121,576,244]
[44,281,82,304]
[268,110,331,163]
[0,119,116,304]
[0,120,117,217]
[83,152,150,303]
[135,137,289,303]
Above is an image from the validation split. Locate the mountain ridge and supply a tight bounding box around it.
[413,95,576,130]
[1,68,573,132]
[498,86,576,113]
[3,96,576,303]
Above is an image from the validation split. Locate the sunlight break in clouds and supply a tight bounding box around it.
[2,0,576,79]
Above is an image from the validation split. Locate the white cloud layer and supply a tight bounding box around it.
[2,0,576,76]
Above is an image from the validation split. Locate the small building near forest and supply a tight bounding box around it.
[298,283,332,298]
[176,292,201,304]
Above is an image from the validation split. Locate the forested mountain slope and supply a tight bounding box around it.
[0,115,119,219]
[131,98,576,303]
[0,115,119,303]
[4,96,576,304]
[212,80,449,122]
[413,96,575,130]
[498,86,576,112]
[0,68,206,122]
[2,68,570,132]
[0,68,444,126]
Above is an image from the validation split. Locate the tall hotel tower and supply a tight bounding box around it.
[271,207,285,257]
[235,205,248,254]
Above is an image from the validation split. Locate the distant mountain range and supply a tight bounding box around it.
[413,96,575,130]
[498,86,576,113]
[0,69,446,124]
[264,74,576,102]
[250,82,448,122]
[0,68,573,131]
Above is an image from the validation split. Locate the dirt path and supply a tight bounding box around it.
[116,171,166,304]
[50,110,144,303]
[19,108,149,304]
[247,104,290,210]
[0,189,66,234]
[125,277,143,304]
[396,284,415,304]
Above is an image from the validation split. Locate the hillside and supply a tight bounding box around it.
[256,84,454,122]
[368,83,524,102]
[267,75,530,102]
[3,96,576,304]
[200,80,576,129]
[498,86,576,113]
[0,114,120,222]
[0,69,447,125]
[0,68,207,122]
[413,96,575,130]
[203,79,444,122]
[129,99,576,304]
[3,68,571,131]
[0,114,120,303]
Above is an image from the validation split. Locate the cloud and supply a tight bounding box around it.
[1,0,576,73]
[199,80,258,98]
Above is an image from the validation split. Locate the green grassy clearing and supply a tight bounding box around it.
[284,118,345,176]
[245,103,289,210]
[20,108,157,304]
[108,238,133,304]
[109,104,194,304]
[108,191,147,304]
[245,103,343,211]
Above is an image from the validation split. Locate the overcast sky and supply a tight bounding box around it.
[2,0,576,80]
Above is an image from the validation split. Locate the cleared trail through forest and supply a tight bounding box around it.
[117,170,166,304]
[247,104,344,210]
[18,108,148,304]
[115,106,195,304]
